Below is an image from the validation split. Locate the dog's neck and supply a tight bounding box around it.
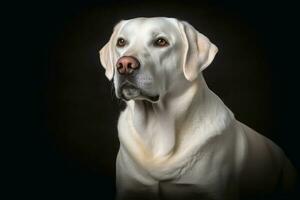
[126,75,210,158]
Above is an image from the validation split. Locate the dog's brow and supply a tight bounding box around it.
[151,31,162,38]
[151,31,170,40]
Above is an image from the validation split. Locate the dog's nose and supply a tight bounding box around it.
[116,56,140,75]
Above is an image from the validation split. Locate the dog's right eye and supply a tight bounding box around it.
[116,38,126,47]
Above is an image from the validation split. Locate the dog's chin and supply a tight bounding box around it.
[120,85,159,103]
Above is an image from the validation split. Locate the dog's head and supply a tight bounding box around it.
[99,17,218,103]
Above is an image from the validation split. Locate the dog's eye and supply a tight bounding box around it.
[154,38,169,47]
[116,38,126,47]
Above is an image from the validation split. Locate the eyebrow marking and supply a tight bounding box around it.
[151,31,161,38]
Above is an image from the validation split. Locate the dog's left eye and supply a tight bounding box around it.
[154,38,169,47]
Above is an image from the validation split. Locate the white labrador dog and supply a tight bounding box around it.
[99,17,297,200]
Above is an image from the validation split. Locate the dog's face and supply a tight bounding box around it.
[100,17,218,102]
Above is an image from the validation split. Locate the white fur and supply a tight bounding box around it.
[100,17,297,200]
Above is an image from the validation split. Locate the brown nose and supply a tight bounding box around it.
[116,56,140,75]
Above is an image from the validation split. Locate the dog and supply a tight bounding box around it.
[99,17,297,200]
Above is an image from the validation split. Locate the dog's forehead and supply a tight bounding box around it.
[120,17,179,36]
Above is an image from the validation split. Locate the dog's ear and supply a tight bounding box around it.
[99,21,125,80]
[178,21,218,81]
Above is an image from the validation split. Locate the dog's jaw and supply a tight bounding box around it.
[119,82,160,103]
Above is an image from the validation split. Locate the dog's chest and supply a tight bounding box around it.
[158,181,217,200]
[117,152,219,200]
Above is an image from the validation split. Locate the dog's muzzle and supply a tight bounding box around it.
[121,83,141,100]
[120,82,159,102]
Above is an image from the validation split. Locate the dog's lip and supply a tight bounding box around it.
[121,83,141,99]
[120,82,159,103]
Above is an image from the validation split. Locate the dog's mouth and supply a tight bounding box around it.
[120,82,159,103]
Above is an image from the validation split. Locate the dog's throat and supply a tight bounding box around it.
[132,101,176,158]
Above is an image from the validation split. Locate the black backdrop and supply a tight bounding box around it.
[6,0,300,199]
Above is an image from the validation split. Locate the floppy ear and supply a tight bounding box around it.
[178,21,218,81]
[99,21,125,80]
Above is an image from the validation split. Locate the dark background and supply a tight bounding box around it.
[6,0,300,199]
